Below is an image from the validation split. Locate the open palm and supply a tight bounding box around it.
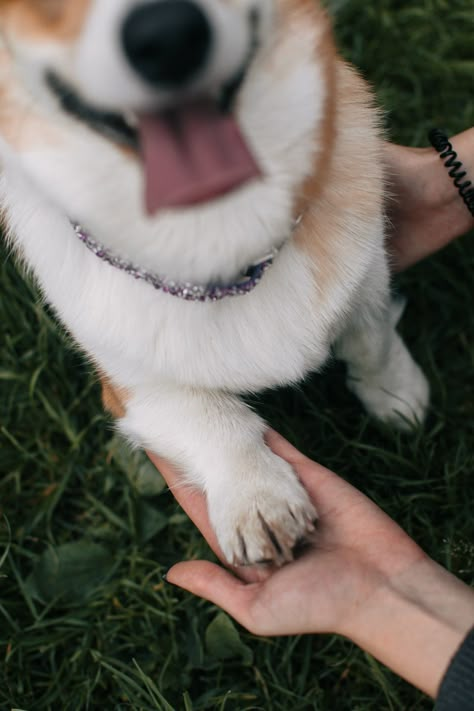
[149,430,426,638]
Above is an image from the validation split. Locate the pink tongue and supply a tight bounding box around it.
[139,100,261,214]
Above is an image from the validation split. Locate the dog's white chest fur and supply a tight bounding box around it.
[1,162,332,393]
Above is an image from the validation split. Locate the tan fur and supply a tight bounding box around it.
[287,0,337,215]
[274,0,382,301]
[0,6,137,158]
[294,62,384,300]
[271,0,384,300]
[100,375,129,420]
[0,47,59,150]
[0,0,92,41]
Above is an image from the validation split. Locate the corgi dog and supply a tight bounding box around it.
[0,0,429,566]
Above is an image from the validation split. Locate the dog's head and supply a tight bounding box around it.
[0,0,334,281]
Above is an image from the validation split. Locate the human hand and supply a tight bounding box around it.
[149,431,474,697]
[385,130,474,271]
[149,430,425,637]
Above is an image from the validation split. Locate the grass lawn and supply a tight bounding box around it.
[1,0,473,709]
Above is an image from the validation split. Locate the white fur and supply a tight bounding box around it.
[75,0,258,111]
[8,19,326,285]
[335,271,429,429]
[0,1,429,564]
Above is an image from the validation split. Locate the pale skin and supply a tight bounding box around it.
[386,128,474,270]
[149,133,474,699]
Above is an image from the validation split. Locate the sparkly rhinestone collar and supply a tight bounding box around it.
[72,220,300,302]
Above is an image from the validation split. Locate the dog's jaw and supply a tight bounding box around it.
[73,0,257,113]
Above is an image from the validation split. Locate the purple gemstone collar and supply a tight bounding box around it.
[72,222,291,303]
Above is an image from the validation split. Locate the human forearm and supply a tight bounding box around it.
[343,557,474,697]
[158,432,474,699]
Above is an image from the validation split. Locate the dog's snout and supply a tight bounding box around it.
[122,0,212,89]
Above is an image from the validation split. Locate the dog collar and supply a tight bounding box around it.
[72,218,302,302]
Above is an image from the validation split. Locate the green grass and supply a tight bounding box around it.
[1,0,473,708]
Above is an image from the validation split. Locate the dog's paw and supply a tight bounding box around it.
[348,345,429,430]
[208,451,317,567]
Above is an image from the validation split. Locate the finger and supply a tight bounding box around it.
[264,429,309,466]
[264,430,371,523]
[265,429,339,500]
[166,560,261,630]
[147,451,219,549]
[148,452,270,582]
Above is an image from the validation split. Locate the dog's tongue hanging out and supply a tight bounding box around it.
[139,100,261,214]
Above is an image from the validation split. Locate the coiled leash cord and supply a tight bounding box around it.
[429,128,474,217]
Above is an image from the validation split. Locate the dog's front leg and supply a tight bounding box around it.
[118,383,317,566]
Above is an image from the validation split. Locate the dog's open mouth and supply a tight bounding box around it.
[47,72,261,214]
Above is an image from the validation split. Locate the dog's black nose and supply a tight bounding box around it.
[122,0,212,89]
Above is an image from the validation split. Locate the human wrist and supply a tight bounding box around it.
[385,131,474,271]
[429,129,474,234]
[341,557,474,697]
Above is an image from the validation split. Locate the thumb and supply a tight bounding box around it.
[166,561,261,630]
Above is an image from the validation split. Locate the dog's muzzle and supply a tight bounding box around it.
[119,1,263,213]
[122,0,212,89]
[48,1,262,213]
